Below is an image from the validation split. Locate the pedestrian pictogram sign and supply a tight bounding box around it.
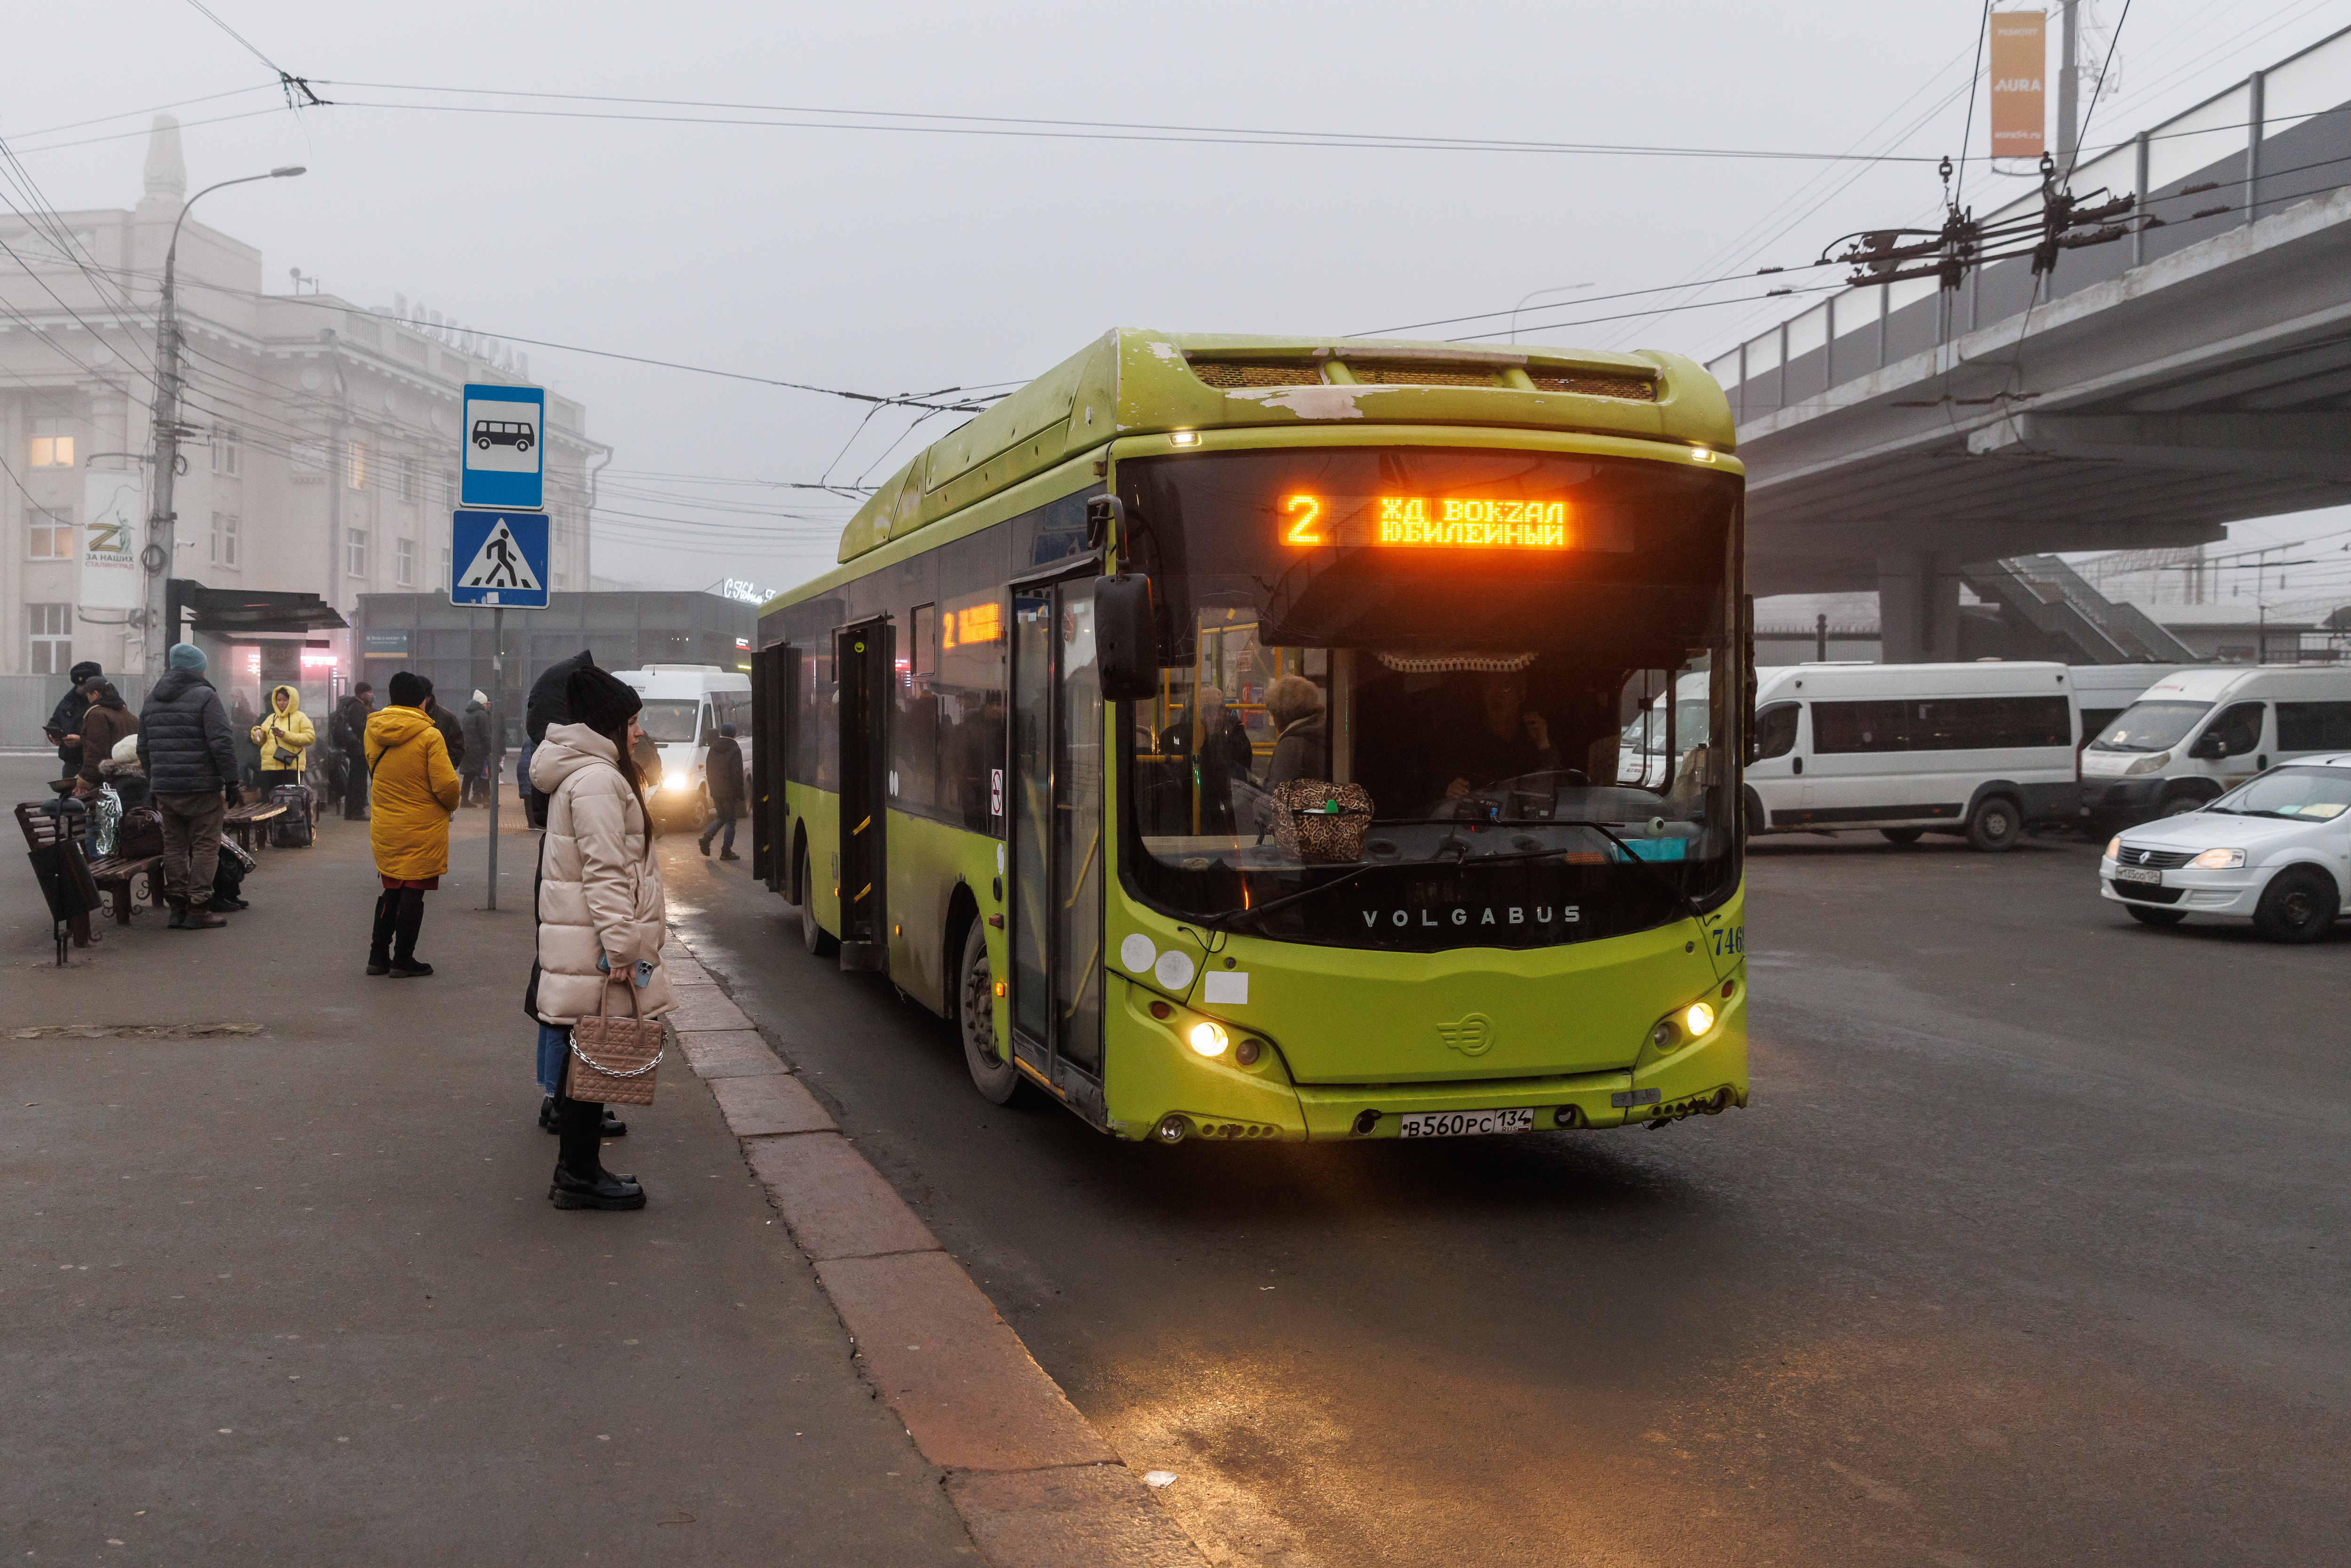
[460,382,545,509]
[449,508,550,608]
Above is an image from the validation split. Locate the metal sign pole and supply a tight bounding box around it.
[487,605,503,910]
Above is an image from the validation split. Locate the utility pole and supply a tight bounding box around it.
[2057,0,2082,170]
[487,606,503,909]
[143,166,303,672]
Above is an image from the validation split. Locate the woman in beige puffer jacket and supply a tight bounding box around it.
[531,666,674,1210]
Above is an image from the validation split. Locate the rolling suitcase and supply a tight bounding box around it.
[268,784,316,848]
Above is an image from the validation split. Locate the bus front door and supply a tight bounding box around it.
[1010,576,1105,1112]
[835,618,889,972]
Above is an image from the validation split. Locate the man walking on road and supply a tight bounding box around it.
[335,683,375,820]
[136,643,242,930]
[698,722,746,860]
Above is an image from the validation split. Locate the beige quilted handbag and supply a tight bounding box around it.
[564,978,664,1107]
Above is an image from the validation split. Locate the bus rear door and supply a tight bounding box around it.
[836,619,890,971]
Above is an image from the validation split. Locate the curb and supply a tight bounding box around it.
[662,943,1206,1568]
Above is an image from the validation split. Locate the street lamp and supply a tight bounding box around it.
[143,165,304,672]
[1509,282,1595,345]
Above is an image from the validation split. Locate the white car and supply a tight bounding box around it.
[2099,753,2351,943]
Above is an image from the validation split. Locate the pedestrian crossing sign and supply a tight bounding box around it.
[449,508,551,608]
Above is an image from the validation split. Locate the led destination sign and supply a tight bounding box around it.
[1282,493,1580,550]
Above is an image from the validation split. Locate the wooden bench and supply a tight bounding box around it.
[85,854,168,925]
[223,801,286,853]
[14,796,98,948]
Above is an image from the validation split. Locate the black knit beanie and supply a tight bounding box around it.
[567,666,641,737]
[388,671,428,708]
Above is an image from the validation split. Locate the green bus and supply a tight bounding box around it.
[749,329,1749,1144]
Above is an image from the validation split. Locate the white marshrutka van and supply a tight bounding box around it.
[1744,662,2080,850]
[2082,664,2351,826]
[613,663,752,823]
[2069,664,2191,748]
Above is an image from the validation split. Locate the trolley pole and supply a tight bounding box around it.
[487,606,503,910]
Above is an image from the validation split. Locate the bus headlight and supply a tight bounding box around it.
[1187,1022,1230,1058]
[2187,847,2244,869]
[2123,752,2171,775]
[1683,1001,1716,1037]
[662,773,692,793]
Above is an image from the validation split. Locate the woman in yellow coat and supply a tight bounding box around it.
[252,683,316,783]
[364,671,461,977]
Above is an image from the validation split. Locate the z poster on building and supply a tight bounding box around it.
[80,468,143,612]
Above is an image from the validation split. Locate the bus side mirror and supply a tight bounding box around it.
[2188,733,2225,760]
[1086,495,1125,554]
[1095,574,1159,701]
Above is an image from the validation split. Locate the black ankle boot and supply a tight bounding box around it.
[538,1096,559,1134]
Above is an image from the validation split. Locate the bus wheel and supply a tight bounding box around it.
[2158,790,2206,819]
[798,843,836,957]
[1880,828,1924,846]
[1965,796,2021,852]
[958,921,1022,1104]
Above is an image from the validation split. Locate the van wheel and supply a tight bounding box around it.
[2253,866,2338,944]
[2125,905,2186,928]
[958,921,1024,1105]
[1965,796,2021,852]
[1880,828,1925,846]
[2158,790,2206,819]
[798,842,837,957]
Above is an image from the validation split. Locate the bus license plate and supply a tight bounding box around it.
[2114,865,2162,884]
[1396,1108,1536,1139]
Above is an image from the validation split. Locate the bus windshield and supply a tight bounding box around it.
[1116,446,1739,951]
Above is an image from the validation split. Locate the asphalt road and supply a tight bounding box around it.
[666,823,2351,1568]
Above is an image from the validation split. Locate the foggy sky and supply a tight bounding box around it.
[14,0,2351,599]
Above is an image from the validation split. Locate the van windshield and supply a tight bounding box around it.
[2091,701,2210,753]
[638,699,702,743]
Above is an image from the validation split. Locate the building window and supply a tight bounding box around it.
[29,417,73,468]
[444,470,459,508]
[440,545,451,585]
[397,455,421,504]
[211,511,240,567]
[396,536,414,587]
[211,427,240,477]
[27,603,71,674]
[347,528,369,578]
[346,441,368,491]
[29,507,73,560]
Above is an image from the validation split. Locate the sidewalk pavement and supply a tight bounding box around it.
[1,758,1203,1567]
[0,759,973,1564]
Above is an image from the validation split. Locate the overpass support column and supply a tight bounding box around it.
[1878,551,1963,663]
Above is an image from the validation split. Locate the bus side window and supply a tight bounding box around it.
[2209,701,2265,758]
[1753,702,1799,762]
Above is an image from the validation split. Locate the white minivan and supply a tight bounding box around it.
[613,663,752,824]
[1745,661,2080,851]
[2070,664,2191,747]
[2081,664,2351,826]
[2100,752,2351,942]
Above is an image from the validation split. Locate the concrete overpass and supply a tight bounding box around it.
[1719,26,2351,659]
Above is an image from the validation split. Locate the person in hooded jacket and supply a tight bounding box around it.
[523,649,596,828]
[74,679,136,796]
[697,722,746,860]
[421,680,467,782]
[137,644,242,929]
[364,672,461,977]
[335,684,375,820]
[531,666,674,1211]
[252,683,316,786]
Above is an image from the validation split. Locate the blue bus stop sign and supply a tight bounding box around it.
[449,509,550,609]
[460,383,545,509]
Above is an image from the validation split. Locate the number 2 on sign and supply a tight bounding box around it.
[1284,495,1322,545]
